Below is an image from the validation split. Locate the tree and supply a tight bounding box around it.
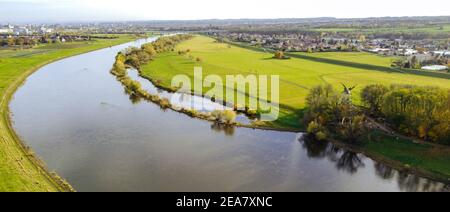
[142,44,157,57]
[305,84,341,126]
[212,110,236,124]
[7,37,15,46]
[307,120,328,141]
[358,35,366,42]
[339,115,367,143]
[274,51,284,59]
[115,53,127,64]
[126,54,141,69]
[361,84,389,114]
[15,37,25,46]
[304,84,367,143]
[410,56,421,69]
[380,85,449,141]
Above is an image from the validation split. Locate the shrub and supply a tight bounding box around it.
[307,121,328,141]
[338,115,367,143]
[212,110,237,124]
[159,98,171,109]
[223,110,237,124]
[274,51,284,59]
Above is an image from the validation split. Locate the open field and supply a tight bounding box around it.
[0,34,138,191]
[142,35,450,128]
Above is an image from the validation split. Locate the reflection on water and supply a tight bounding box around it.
[210,123,236,136]
[301,136,366,174]
[299,135,447,192]
[9,37,448,192]
[127,69,254,125]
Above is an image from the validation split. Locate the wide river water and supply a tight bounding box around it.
[9,37,448,192]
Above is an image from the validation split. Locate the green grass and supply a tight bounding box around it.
[0,34,139,192]
[142,35,450,128]
[366,131,450,179]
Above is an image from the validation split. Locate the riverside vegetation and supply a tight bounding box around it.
[111,35,239,125]
[0,34,140,191]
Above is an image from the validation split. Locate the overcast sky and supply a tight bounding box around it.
[1,0,449,23]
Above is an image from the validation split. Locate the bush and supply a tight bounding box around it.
[212,110,237,124]
[307,121,328,141]
[223,110,237,124]
[338,115,367,143]
[159,98,171,109]
[111,61,126,78]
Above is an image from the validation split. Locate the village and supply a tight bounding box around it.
[208,31,450,71]
[0,23,126,48]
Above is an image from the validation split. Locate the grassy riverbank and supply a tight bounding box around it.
[0,34,140,192]
[140,35,450,182]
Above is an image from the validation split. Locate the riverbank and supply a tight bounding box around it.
[0,34,141,192]
[133,35,450,184]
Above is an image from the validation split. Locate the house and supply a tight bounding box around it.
[39,27,53,34]
[13,27,30,35]
[404,49,418,56]
[0,24,13,34]
[0,28,11,34]
[432,51,450,58]
[421,65,448,71]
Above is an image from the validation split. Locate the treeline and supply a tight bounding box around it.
[361,84,450,144]
[1,35,101,48]
[304,85,367,143]
[110,35,192,114]
[120,34,193,70]
[110,34,238,126]
[0,37,38,47]
[304,84,450,145]
[112,34,193,77]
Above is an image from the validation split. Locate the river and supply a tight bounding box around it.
[9,37,447,192]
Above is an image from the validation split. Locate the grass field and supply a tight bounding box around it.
[0,34,138,192]
[141,35,450,128]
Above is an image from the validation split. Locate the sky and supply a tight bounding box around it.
[0,0,449,23]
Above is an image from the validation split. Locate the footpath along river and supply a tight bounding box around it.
[9,37,448,191]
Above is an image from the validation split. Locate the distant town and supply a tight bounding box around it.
[1,16,450,71]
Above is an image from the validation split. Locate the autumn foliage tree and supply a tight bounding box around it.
[361,84,450,144]
[274,51,285,59]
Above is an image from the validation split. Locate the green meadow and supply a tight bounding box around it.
[142,35,450,128]
[0,34,138,192]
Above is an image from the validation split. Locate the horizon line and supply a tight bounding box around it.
[2,15,450,25]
